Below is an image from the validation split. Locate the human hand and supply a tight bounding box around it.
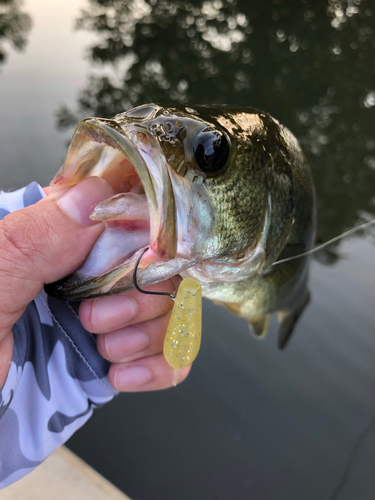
[0,177,190,391]
[78,275,192,392]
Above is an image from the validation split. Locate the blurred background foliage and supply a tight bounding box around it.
[0,0,31,66]
[56,0,375,263]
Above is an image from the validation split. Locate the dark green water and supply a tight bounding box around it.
[1,1,375,499]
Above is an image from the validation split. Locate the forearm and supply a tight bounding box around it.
[0,182,117,489]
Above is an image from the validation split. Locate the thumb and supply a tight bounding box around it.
[0,176,113,337]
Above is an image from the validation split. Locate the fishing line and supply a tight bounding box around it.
[273,218,375,267]
[134,219,375,292]
[328,413,375,500]
[133,218,375,386]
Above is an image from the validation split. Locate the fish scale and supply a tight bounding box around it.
[46,103,315,348]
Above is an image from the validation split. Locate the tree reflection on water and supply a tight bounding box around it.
[0,0,31,66]
[57,0,375,263]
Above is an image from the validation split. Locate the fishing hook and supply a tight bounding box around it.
[133,247,176,300]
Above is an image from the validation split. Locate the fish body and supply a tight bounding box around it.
[45,104,315,345]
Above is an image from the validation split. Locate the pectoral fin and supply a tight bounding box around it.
[277,290,310,349]
[216,302,270,338]
[248,315,269,338]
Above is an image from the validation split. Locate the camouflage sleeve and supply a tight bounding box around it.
[0,183,117,489]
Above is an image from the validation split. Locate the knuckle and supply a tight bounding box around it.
[0,207,59,276]
[1,212,43,268]
[96,334,106,357]
[78,299,95,332]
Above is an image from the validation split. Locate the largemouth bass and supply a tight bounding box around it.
[45,104,315,346]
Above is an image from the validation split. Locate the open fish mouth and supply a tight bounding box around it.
[45,117,194,300]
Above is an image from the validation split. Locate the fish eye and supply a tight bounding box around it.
[193,129,230,173]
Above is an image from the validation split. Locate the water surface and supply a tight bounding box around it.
[1,1,375,499]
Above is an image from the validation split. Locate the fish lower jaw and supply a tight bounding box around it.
[182,245,266,283]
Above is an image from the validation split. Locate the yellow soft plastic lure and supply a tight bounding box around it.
[163,278,202,386]
[133,249,202,386]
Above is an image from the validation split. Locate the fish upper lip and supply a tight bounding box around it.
[51,117,170,254]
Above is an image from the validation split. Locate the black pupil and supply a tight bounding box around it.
[193,129,229,173]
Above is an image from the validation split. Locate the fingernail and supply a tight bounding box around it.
[90,295,138,333]
[105,327,149,361]
[55,177,113,227]
[114,366,152,390]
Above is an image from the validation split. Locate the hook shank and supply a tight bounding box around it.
[133,247,176,300]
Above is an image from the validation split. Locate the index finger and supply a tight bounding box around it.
[79,276,181,334]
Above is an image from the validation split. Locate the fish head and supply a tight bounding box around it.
[46,104,297,299]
